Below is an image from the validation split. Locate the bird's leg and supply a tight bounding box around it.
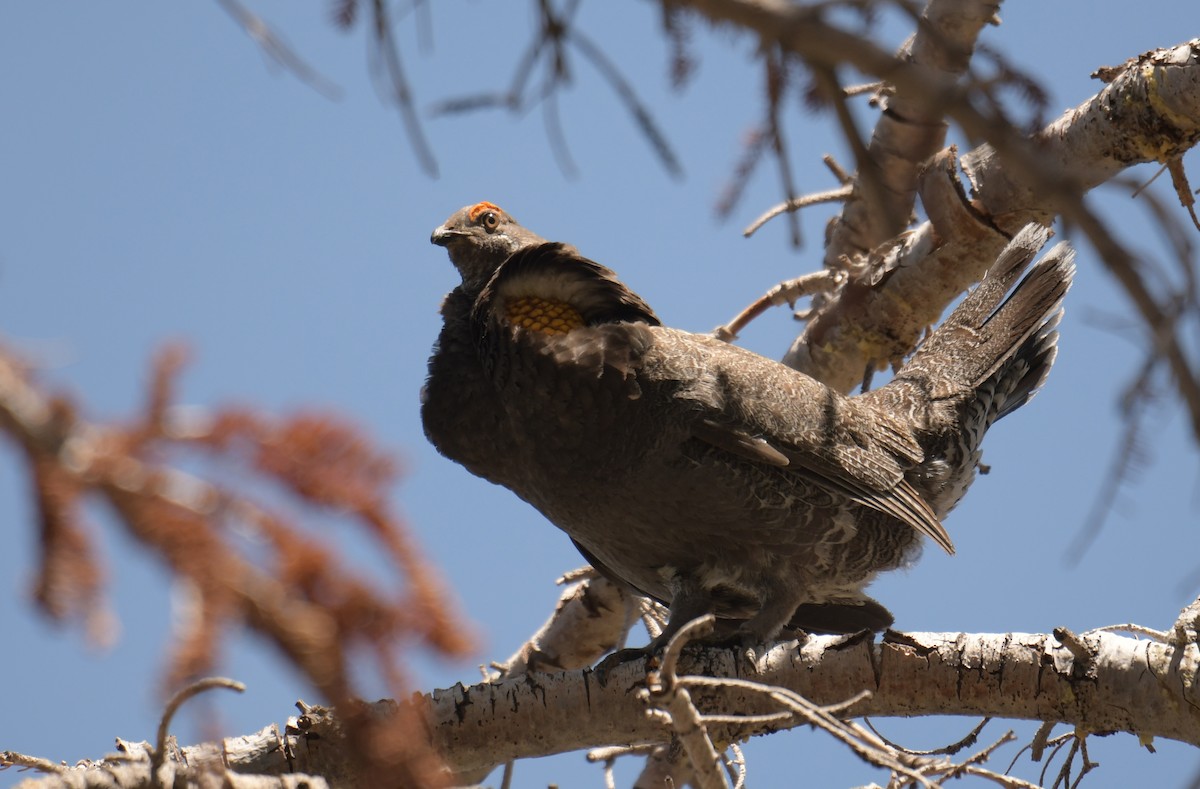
[735,588,809,666]
[645,580,717,653]
[592,577,715,678]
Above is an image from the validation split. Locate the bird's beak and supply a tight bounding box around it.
[430,225,461,247]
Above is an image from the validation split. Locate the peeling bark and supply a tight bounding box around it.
[10,630,1194,788]
[786,40,1200,393]
[429,630,1199,776]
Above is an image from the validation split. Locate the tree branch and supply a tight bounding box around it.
[9,629,1192,787]
[823,0,998,266]
[675,4,1200,439]
[788,41,1200,418]
[430,629,1199,777]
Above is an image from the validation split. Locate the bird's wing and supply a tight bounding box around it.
[694,417,953,555]
[473,242,660,330]
[468,241,663,400]
[692,418,790,467]
[668,332,954,555]
[780,443,954,555]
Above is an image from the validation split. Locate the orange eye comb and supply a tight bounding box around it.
[469,201,503,221]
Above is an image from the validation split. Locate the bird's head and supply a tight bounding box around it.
[431,202,547,292]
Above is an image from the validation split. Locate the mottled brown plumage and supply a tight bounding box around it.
[423,202,1074,649]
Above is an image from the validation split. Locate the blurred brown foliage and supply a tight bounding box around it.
[0,342,470,786]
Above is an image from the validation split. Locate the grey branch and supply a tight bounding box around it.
[12,629,1191,787]
[788,41,1200,406]
[428,629,1199,778]
[675,2,1200,439]
[823,0,998,266]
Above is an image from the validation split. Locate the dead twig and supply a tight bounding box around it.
[212,0,341,100]
[641,615,727,789]
[368,0,439,176]
[432,0,680,178]
[743,185,852,238]
[151,677,245,786]
[713,269,841,341]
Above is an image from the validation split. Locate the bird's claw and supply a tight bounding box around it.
[592,646,653,683]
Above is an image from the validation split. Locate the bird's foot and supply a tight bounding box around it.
[736,636,779,674]
[592,645,654,683]
[727,626,809,673]
[591,624,714,682]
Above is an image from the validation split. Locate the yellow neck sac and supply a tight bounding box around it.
[505,295,585,335]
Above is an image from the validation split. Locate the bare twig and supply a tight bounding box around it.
[863,716,992,756]
[1087,623,1172,642]
[1171,595,1200,643]
[368,0,439,176]
[1065,350,1160,564]
[713,269,841,341]
[1052,628,1095,671]
[766,47,803,247]
[724,742,747,789]
[606,741,693,789]
[641,615,727,789]
[151,677,245,786]
[0,752,66,775]
[676,3,1200,444]
[812,62,899,245]
[818,0,990,263]
[212,0,342,100]
[1029,720,1057,763]
[542,85,579,178]
[432,0,681,178]
[1168,156,1200,232]
[823,153,853,184]
[490,573,635,677]
[716,126,771,218]
[743,185,853,238]
[571,30,683,177]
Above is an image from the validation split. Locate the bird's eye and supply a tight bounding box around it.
[480,211,500,232]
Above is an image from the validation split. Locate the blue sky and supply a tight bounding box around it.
[2,2,1198,786]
